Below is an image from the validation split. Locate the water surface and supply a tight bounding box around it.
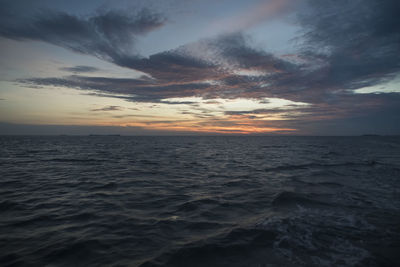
[1,136,400,266]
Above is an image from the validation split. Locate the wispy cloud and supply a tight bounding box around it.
[299,0,400,88]
[91,105,123,112]
[0,4,166,62]
[60,65,100,73]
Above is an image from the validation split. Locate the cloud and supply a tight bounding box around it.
[91,105,123,112]
[296,0,400,90]
[18,22,400,118]
[19,74,217,103]
[6,0,400,134]
[0,3,166,62]
[205,33,296,72]
[60,65,100,73]
[19,33,298,102]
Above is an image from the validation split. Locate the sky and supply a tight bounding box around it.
[0,0,399,135]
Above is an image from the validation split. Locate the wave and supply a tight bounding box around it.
[176,199,220,212]
[271,191,330,208]
[256,208,382,267]
[43,239,110,265]
[264,161,379,172]
[140,228,281,267]
[0,200,25,212]
[317,181,344,187]
[26,149,59,154]
[90,182,118,190]
[47,158,104,163]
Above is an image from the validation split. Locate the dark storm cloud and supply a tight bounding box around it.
[0,3,165,61]
[60,65,100,73]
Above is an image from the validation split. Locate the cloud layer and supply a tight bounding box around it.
[1,0,400,134]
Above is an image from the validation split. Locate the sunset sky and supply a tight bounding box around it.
[0,0,399,135]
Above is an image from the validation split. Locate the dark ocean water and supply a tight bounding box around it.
[1,136,400,267]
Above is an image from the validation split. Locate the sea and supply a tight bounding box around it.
[1,136,400,267]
